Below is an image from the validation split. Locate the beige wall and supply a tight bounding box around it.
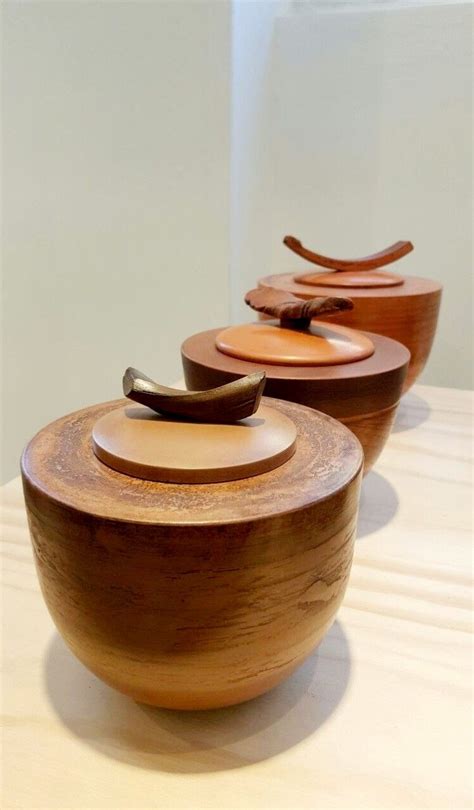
[2,1,231,482]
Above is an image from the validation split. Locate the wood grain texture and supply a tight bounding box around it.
[21,397,362,710]
[340,404,398,473]
[258,273,442,391]
[181,328,410,472]
[2,384,472,809]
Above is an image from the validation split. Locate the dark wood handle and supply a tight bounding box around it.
[123,368,266,423]
[245,287,353,330]
[283,235,414,271]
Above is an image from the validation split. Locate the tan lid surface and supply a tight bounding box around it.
[92,403,297,483]
[216,321,375,367]
[294,270,404,288]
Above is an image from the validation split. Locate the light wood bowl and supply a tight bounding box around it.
[21,397,362,711]
[257,274,441,392]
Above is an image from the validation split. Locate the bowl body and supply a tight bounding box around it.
[182,328,409,474]
[258,273,441,391]
[22,397,362,710]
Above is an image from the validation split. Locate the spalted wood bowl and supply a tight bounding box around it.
[182,328,410,473]
[257,273,441,391]
[21,397,362,711]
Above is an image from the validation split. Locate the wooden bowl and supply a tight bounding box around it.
[258,273,441,392]
[182,326,410,473]
[21,396,362,710]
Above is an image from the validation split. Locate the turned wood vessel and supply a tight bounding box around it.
[182,292,410,473]
[21,371,363,710]
[258,237,441,391]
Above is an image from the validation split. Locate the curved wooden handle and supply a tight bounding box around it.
[283,235,414,271]
[245,287,353,329]
[123,368,266,423]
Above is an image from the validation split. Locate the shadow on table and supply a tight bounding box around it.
[43,620,352,774]
[357,470,399,539]
[392,390,431,433]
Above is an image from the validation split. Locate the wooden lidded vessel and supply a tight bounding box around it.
[21,369,363,710]
[181,290,410,473]
[258,237,441,391]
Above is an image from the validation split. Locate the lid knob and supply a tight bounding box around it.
[92,369,295,483]
[283,235,413,272]
[123,367,266,423]
[244,287,353,330]
[216,290,372,365]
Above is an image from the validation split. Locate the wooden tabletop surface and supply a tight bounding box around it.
[1,384,472,810]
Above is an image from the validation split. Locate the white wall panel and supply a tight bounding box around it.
[231,3,472,390]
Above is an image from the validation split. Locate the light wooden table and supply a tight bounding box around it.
[1,385,472,810]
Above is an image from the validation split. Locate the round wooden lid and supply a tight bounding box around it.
[216,321,374,366]
[181,328,411,419]
[258,273,442,300]
[92,403,297,484]
[21,397,363,525]
[294,270,404,288]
